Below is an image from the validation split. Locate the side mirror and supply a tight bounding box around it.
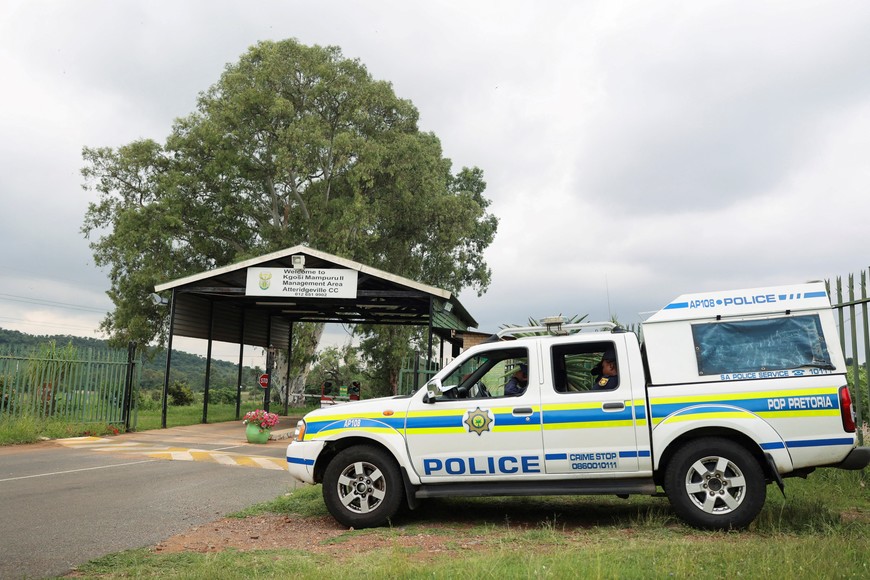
[425,378,443,403]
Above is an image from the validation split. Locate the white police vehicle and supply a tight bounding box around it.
[286,282,868,530]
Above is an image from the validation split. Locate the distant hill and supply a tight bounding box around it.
[0,327,261,392]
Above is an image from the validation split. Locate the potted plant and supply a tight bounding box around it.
[243,409,279,444]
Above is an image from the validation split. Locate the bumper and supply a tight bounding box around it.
[833,446,870,470]
[286,440,326,483]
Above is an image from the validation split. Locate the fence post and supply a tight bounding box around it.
[412,350,420,396]
[848,275,863,436]
[862,269,869,445]
[830,272,868,445]
[122,342,137,431]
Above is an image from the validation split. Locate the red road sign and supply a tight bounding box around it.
[258,374,269,388]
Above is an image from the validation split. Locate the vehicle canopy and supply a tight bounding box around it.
[641,282,845,385]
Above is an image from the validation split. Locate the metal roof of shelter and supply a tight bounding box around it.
[154,245,478,350]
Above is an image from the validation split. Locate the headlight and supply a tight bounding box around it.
[293,419,307,442]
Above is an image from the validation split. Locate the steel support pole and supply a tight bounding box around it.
[161,288,177,429]
[202,299,215,424]
[264,313,273,412]
[284,322,293,416]
[235,308,246,420]
[427,297,434,374]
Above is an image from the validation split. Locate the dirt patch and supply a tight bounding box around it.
[151,497,672,557]
[153,514,476,558]
[155,515,341,554]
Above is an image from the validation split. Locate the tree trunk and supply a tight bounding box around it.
[274,322,324,407]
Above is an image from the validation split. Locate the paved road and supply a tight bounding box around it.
[0,422,300,579]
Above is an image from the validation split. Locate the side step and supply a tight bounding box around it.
[413,478,657,499]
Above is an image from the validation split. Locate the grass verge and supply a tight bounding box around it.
[0,402,315,445]
[72,470,869,579]
[0,415,122,445]
[133,402,315,431]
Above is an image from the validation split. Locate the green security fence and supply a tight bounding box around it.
[0,343,140,427]
[398,352,441,395]
[829,270,870,442]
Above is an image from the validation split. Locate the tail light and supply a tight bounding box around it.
[839,385,857,433]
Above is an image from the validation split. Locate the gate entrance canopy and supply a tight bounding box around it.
[154,245,477,349]
[153,246,477,426]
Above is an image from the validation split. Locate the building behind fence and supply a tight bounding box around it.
[0,344,140,427]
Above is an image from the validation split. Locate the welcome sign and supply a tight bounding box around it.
[246,267,358,299]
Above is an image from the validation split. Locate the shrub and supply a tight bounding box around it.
[135,389,160,411]
[208,387,237,405]
[167,381,195,406]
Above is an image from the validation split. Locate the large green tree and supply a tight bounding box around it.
[82,39,498,394]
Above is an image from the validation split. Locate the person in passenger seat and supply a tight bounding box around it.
[592,350,619,390]
[504,363,529,396]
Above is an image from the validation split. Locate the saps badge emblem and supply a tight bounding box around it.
[464,407,493,436]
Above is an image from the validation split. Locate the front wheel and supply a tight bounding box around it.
[322,446,404,528]
[664,438,766,530]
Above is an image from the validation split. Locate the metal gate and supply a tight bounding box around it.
[398,352,442,395]
[0,342,140,428]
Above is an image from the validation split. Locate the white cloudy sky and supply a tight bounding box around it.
[1,0,869,362]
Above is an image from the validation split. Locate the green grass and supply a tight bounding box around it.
[69,549,328,579]
[232,482,328,519]
[0,399,315,444]
[132,401,315,431]
[72,533,870,580]
[0,415,122,445]
[132,402,259,431]
[71,470,870,579]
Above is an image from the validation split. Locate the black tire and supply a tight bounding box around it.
[322,446,404,528]
[664,438,766,530]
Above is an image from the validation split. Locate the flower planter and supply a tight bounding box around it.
[245,423,271,444]
[243,409,279,443]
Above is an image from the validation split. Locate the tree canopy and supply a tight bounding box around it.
[81,39,498,392]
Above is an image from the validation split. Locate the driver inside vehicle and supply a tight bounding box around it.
[504,363,529,396]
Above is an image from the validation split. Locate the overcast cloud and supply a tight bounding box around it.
[1,0,868,361]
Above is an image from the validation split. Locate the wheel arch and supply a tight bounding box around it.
[654,427,778,487]
[651,407,793,485]
[313,435,404,484]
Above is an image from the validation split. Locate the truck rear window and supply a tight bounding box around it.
[691,315,833,375]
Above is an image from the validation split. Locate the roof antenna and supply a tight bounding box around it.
[606,273,613,320]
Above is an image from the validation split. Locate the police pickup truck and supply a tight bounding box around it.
[286,282,868,530]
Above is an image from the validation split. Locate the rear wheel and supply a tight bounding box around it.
[322,446,404,528]
[664,438,766,530]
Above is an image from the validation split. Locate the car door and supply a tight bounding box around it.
[540,335,641,475]
[404,342,545,482]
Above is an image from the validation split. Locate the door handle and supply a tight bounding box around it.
[602,402,625,411]
[512,407,533,416]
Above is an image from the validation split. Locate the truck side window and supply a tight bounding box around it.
[551,342,619,393]
[691,315,834,375]
[437,347,529,400]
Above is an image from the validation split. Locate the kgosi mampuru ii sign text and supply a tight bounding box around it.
[245,267,358,299]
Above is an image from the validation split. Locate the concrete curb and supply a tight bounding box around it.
[269,428,295,441]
